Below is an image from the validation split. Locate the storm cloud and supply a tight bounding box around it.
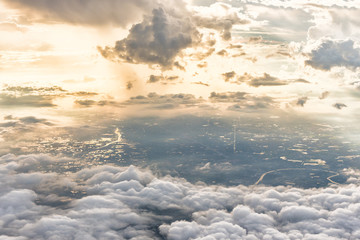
[98,7,201,70]
[1,154,360,239]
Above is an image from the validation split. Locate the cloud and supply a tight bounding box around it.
[232,73,289,87]
[296,97,308,107]
[308,8,360,41]
[209,92,247,102]
[192,2,250,40]
[192,81,209,87]
[209,91,276,109]
[0,85,101,108]
[294,79,310,84]
[305,39,360,71]
[98,1,252,69]
[222,71,236,82]
[247,4,313,42]
[247,73,288,87]
[98,7,201,70]
[74,100,118,108]
[18,116,53,126]
[123,92,203,109]
[0,22,27,32]
[319,91,330,99]
[148,75,180,84]
[1,154,360,239]
[0,93,56,108]
[3,86,66,94]
[0,116,54,142]
[333,103,347,110]
[217,49,228,56]
[2,0,157,27]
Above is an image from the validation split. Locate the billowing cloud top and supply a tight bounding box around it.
[306,39,360,71]
[98,7,201,70]
[1,154,360,239]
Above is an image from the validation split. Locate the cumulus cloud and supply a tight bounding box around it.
[98,7,201,70]
[1,154,360,239]
[2,0,157,27]
[192,2,250,40]
[98,1,251,69]
[305,39,360,71]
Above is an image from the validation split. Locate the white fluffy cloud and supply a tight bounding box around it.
[1,154,360,239]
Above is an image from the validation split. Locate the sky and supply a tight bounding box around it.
[1,0,360,239]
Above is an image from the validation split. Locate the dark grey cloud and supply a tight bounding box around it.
[69,91,98,97]
[333,103,347,110]
[247,73,288,87]
[1,154,360,239]
[232,73,289,87]
[2,0,157,27]
[97,2,251,69]
[296,97,308,107]
[305,39,360,71]
[148,75,180,84]
[222,71,236,82]
[0,93,56,108]
[4,86,66,93]
[209,92,247,102]
[123,92,203,109]
[0,86,101,108]
[209,91,275,109]
[0,116,54,128]
[98,7,201,70]
[74,99,118,108]
[18,116,53,126]
[228,97,274,110]
[192,81,209,86]
[3,85,98,97]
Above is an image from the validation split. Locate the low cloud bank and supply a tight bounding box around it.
[1,154,360,239]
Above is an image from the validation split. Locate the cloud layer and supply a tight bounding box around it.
[1,154,360,239]
[2,0,157,27]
